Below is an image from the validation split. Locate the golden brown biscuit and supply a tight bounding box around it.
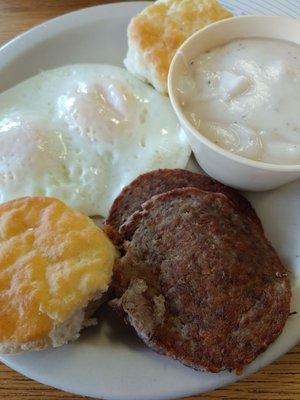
[124,0,232,94]
[0,197,118,354]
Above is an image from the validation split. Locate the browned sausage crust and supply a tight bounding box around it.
[105,169,262,231]
[111,187,291,372]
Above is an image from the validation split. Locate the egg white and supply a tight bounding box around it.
[0,64,191,216]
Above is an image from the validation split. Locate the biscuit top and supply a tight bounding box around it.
[0,197,118,345]
[126,0,232,93]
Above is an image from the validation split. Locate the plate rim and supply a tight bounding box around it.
[0,2,299,400]
[0,1,152,75]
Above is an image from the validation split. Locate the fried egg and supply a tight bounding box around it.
[0,65,190,216]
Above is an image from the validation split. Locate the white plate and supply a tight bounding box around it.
[0,2,299,400]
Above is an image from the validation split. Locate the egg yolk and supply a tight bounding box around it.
[57,80,138,143]
[0,116,67,196]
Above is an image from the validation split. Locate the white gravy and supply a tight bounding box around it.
[177,38,300,164]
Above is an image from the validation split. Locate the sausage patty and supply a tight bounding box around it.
[111,187,291,372]
[105,169,261,231]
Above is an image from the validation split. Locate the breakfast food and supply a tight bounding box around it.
[0,64,190,217]
[111,187,291,372]
[124,0,232,94]
[105,168,262,231]
[177,38,300,164]
[0,197,118,354]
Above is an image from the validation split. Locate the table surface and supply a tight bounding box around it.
[0,0,299,399]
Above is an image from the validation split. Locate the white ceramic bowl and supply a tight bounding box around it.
[168,15,300,191]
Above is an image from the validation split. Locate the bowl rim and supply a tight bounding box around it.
[168,14,300,172]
